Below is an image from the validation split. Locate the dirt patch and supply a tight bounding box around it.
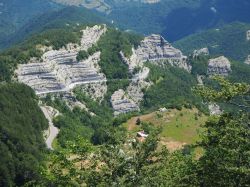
[160,138,186,152]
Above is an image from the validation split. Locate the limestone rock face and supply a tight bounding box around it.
[113,33,188,115]
[197,75,204,85]
[192,48,209,58]
[111,67,151,115]
[76,82,107,101]
[247,30,250,41]
[121,34,190,72]
[138,34,183,60]
[111,89,140,116]
[126,67,151,104]
[81,25,107,50]
[16,52,106,95]
[16,25,107,95]
[207,56,231,76]
[208,103,222,116]
[245,55,250,65]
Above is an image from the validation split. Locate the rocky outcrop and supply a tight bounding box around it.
[111,89,140,116]
[208,103,222,116]
[16,52,106,95]
[192,48,209,58]
[245,55,250,65]
[207,56,231,76]
[137,34,187,65]
[121,34,190,72]
[80,25,107,50]
[126,67,151,103]
[111,67,151,115]
[76,82,107,101]
[16,25,107,95]
[113,33,189,115]
[60,92,88,110]
[197,75,204,85]
[247,30,250,41]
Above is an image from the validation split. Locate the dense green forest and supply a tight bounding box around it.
[0,83,48,186]
[97,28,142,80]
[143,63,205,112]
[174,22,250,61]
[0,0,61,49]
[106,0,250,41]
[2,6,108,50]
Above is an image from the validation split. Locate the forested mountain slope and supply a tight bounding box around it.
[0,83,48,186]
[2,0,250,50]
[52,0,250,41]
[0,0,61,49]
[0,6,108,50]
[174,22,250,62]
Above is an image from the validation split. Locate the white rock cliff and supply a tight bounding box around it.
[16,25,107,95]
[207,56,231,76]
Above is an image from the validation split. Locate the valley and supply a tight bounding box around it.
[0,1,249,186]
[124,108,207,151]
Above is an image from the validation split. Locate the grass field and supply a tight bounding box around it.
[124,108,207,151]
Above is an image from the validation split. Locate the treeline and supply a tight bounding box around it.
[0,83,48,186]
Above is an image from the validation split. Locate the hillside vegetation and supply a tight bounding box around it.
[1,6,108,50]
[0,0,61,49]
[174,22,250,61]
[107,0,250,41]
[143,63,205,112]
[0,83,48,186]
[0,21,249,186]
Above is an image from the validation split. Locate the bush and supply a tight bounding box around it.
[77,50,89,61]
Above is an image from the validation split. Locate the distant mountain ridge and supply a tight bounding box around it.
[50,0,250,42]
[1,6,108,49]
[0,0,61,48]
[174,22,250,62]
[1,0,250,50]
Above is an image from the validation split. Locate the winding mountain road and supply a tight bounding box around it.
[40,106,59,150]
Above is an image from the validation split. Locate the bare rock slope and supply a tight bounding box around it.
[111,34,189,115]
[16,25,107,95]
[245,55,250,65]
[207,56,231,76]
